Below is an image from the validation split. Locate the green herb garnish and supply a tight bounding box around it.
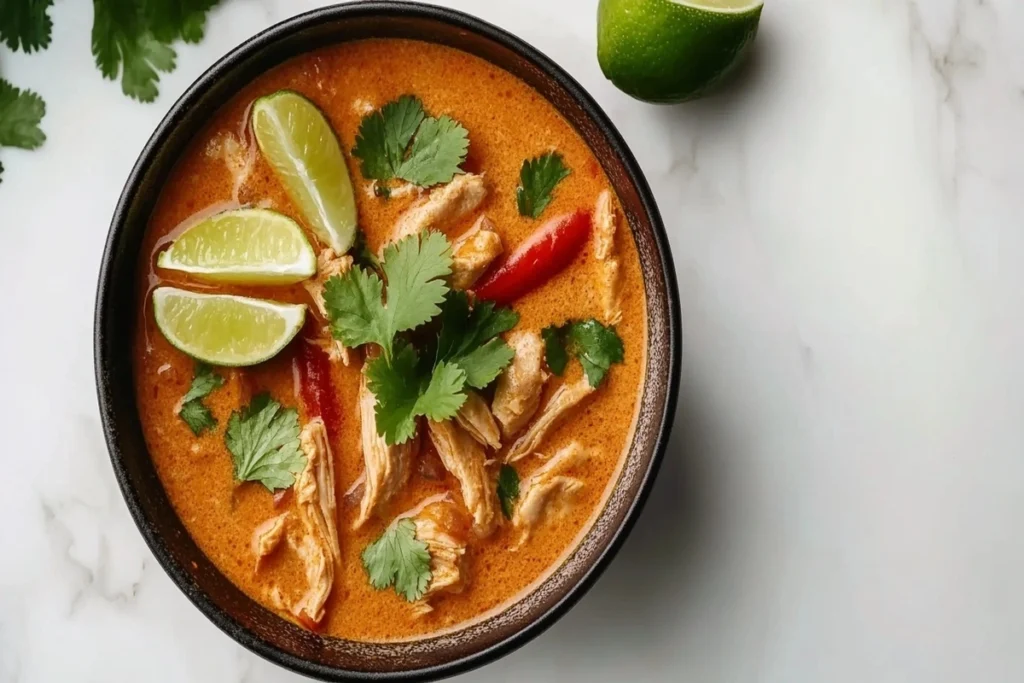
[178,361,224,435]
[497,464,520,520]
[516,151,570,219]
[225,393,305,491]
[542,319,624,388]
[352,95,469,188]
[362,518,432,602]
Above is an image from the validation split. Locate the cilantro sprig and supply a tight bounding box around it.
[323,233,518,445]
[353,95,469,189]
[542,319,624,388]
[0,0,54,53]
[0,79,46,184]
[362,518,432,602]
[178,361,224,435]
[497,464,520,520]
[517,152,570,219]
[225,393,306,491]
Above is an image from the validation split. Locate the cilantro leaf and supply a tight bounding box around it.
[0,79,46,150]
[456,339,516,389]
[324,231,452,360]
[177,362,224,435]
[179,399,216,435]
[436,292,519,388]
[0,0,53,52]
[541,325,569,376]
[400,115,469,186]
[362,518,432,602]
[91,0,221,102]
[352,95,469,188]
[497,464,520,520]
[517,152,570,219]
[366,345,466,445]
[543,319,624,387]
[225,393,306,491]
[182,361,224,403]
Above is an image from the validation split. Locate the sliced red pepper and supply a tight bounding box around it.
[474,210,592,306]
[296,336,340,438]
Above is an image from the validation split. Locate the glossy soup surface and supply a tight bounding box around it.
[134,39,646,641]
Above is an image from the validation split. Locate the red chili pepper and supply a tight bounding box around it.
[296,336,340,438]
[474,210,592,305]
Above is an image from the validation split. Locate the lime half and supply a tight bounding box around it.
[598,0,763,103]
[251,91,357,254]
[152,287,306,366]
[157,208,316,285]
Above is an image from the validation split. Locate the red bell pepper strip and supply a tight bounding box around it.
[296,335,340,438]
[473,210,592,305]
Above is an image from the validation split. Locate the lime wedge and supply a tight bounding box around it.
[598,0,763,103]
[152,287,306,366]
[251,90,357,254]
[157,208,316,285]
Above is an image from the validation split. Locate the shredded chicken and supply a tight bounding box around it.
[593,190,623,325]
[303,249,355,365]
[450,216,503,290]
[411,501,471,616]
[455,391,502,450]
[205,131,254,200]
[251,512,289,571]
[492,331,548,439]
[354,373,418,529]
[389,173,487,245]
[505,378,596,463]
[427,419,500,538]
[512,442,593,547]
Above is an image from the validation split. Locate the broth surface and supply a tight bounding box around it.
[134,39,646,641]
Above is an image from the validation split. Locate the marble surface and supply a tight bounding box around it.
[3,0,1024,680]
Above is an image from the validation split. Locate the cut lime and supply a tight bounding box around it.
[597,0,763,103]
[251,90,357,254]
[157,208,316,285]
[152,287,306,367]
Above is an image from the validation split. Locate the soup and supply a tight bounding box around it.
[134,39,646,642]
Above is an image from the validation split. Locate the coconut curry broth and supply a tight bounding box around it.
[133,39,646,641]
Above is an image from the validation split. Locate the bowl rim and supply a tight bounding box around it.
[94,2,681,680]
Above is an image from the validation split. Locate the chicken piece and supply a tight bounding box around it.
[354,373,417,529]
[205,131,254,200]
[455,391,502,450]
[512,442,592,548]
[504,378,595,463]
[450,216,503,290]
[303,249,355,365]
[389,173,487,245]
[427,420,500,538]
[492,331,548,439]
[251,512,289,571]
[593,190,623,325]
[411,501,471,616]
[288,418,342,624]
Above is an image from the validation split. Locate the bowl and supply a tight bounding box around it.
[94,2,680,680]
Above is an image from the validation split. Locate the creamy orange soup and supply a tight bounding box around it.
[134,39,646,641]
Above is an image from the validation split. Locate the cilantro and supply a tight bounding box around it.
[542,319,624,387]
[0,79,46,151]
[225,393,306,491]
[178,362,224,435]
[0,0,53,52]
[436,291,519,389]
[352,230,381,274]
[366,344,467,445]
[353,95,469,188]
[497,465,520,520]
[362,518,432,602]
[179,400,216,436]
[91,0,221,102]
[516,152,570,219]
[324,231,452,361]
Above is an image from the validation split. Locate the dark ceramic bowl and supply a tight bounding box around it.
[94,2,680,680]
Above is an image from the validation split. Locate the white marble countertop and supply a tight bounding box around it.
[3,0,1024,681]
